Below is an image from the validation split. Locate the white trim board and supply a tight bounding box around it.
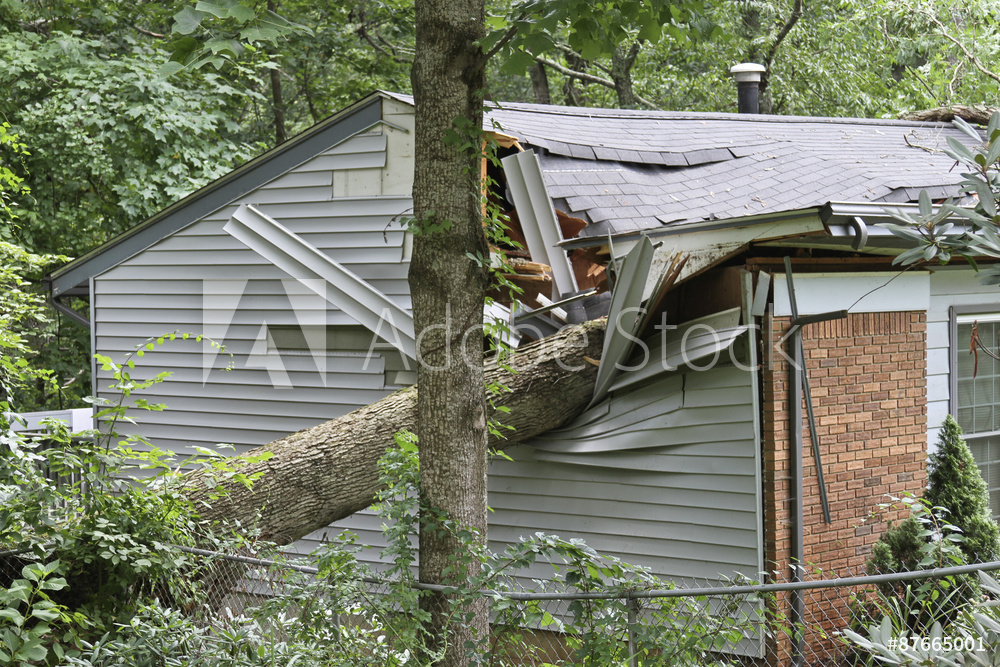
[772,272,930,316]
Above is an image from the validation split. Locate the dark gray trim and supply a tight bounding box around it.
[89,276,97,400]
[51,296,90,328]
[48,94,386,298]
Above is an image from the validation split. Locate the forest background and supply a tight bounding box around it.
[1,0,999,414]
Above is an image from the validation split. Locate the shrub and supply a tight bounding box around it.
[924,415,1000,564]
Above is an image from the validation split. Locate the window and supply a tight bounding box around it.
[954,312,1000,518]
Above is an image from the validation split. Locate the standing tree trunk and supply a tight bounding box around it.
[267,1,288,145]
[610,42,641,109]
[529,61,551,104]
[410,0,489,664]
[562,52,589,106]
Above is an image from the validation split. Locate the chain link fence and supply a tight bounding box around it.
[8,541,986,666]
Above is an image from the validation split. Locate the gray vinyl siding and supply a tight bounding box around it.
[91,121,414,555]
[489,363,761,584]
[927,267,1000,447]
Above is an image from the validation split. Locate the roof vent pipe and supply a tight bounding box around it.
[730,63,766,114]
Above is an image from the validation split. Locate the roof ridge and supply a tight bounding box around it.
[381,90,964,130]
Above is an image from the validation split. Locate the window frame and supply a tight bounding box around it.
[948,306,1000,425]
[949,305,1000,518]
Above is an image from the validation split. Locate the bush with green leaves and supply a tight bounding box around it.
[0,334,263,665]
[851,494,977,664]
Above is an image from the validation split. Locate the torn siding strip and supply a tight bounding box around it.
[224,204,416,359]
[501,149,578,295]
[589,237,656,406]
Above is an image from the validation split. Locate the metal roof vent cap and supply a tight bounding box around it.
[730,63,766,114]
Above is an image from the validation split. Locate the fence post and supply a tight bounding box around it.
[627,595,639,667]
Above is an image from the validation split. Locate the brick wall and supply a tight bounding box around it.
[761,310,927,661]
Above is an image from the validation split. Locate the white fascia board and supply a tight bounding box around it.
[225,204,416,359]
[501,149,578,296]
[772,271,930,316]
[561,209,826,252]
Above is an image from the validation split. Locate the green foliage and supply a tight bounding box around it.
[868,517,927,576]
[925,416,1000,564]
[0,25,259,257]
[0,121,29,232]
[167,0,311,71]
[483,0,710,73]
[0,337,260,665]
[856,493,975,659]
[0,242,68,416]
[845,569,1000,665]
[883,112,1000,280]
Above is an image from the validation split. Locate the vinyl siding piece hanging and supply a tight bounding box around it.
[589,236,657,406]
[225,203,416,359]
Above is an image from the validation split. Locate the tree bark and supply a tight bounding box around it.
[610,42,641,109]
[408,0,492,662]
[182,320,605,543]
[267,1,287,145]
[901,104,998,125]
[529,61,551,104]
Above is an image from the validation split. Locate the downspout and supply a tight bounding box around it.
[782,257,847,667]
[849,216,868,252]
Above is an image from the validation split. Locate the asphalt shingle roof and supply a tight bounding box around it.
[485,101,972,238]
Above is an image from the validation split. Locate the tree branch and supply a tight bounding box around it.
[762,0,804,85]
[554,42,612,75]
[906,64,940,106]
[134,26,166,39]
[482,13,526,63]
[924,11,1000,86]
[535,56,660,110]
[356,24,413,64]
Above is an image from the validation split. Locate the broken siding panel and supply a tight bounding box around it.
[927,267,1000,445]
[486,362,761,584]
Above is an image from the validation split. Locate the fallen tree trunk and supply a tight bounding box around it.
[900,104,999,125]
[182,319,606,544]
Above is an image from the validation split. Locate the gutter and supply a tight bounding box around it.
[557,207,825,251]
[821,201,973,251]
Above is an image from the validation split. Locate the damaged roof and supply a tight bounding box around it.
[482,101,971,240]
[51,91,977,298]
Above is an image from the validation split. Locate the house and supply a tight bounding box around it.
[46,90,998,657]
